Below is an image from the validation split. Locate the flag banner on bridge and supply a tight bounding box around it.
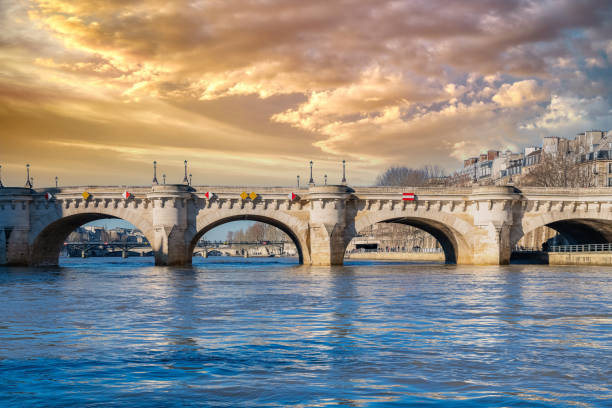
[122,191,131,199]
[82,191,90,200]
[249,192,257,200]
[288,192,298,201]
[240,192,248,200]
[45,192,53,201]
[402,193,415,201]
[204,192,213,199]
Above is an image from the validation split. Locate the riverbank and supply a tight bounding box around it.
[345,252,445,261]
[549,251,612,266]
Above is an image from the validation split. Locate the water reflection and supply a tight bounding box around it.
[0,258,610,407]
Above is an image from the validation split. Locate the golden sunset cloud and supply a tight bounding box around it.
[1,0,612,186]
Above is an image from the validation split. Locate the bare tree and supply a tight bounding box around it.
[247,223,266,242]
[233,229,245,242]
[422,165,446,180]
[227,222,291,242]
[376,166,428,186]
[445,170,472,187]
[521,153,595,188]
[376,165,448,187]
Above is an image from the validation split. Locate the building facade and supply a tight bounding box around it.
[453,130,612,187]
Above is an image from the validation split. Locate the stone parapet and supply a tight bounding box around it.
[1,184,612,266]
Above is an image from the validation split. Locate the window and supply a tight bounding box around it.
[608,177,612,187]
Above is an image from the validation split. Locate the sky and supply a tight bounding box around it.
[2,0,612,187]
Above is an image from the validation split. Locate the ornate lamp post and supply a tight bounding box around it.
[324,174,328,185]
[163,174,166,185]
[25,164,32,188]
[189,173,193,186]
[342,159,347,184]
[183,160,189,184]
[309,161,314,185]
[152,161,159,185]
[297,175,300,188]
[0,164,3,188]
[55,176,58,188]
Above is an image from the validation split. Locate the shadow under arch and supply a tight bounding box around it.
[354,216,471,264]
[190,215,305,264]
[511,217,612,248]
[30,213,154,267]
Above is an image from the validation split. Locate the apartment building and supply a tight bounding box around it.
[455,130,612,186]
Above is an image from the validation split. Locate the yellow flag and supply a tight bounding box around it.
[240,191,248,200]
[82,191,90,200]
[249,192,257,200]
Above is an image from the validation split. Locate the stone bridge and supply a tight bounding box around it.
[1,184,612,266]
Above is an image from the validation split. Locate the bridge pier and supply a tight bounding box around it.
[469,186,516,265]
[147,185,195,266]
[5,228,31,266]
[470,224,512,265]
[307,185,352,266]
[0,228,6,265]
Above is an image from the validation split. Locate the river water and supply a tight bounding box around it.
[0,257,610,407]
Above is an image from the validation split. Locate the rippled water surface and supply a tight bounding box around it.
[1,257,611,407]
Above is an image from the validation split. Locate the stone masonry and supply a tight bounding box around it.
[2,184,612,267]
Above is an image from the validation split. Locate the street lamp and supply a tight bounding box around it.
[152,161,159,185]
[309,161,314,185]
[342,159,347,184]
[182,160,189,184]
[25,164,32,188]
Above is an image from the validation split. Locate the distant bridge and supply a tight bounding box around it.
[2,184,612,266]
[197,240,291,246]
[63,239,294,258]
[63,240,152,258]
[193,240,294,258]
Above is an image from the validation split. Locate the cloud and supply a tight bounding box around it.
[522,95,612,134]
[272,67,443,131]
[1,0,612,184]
[492,80,550,108]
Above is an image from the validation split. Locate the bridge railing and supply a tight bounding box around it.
[64,241,150,247]
[197,241,291,246]
[549,243,612,252]
[512,246,543,253]
[348,247,443,254]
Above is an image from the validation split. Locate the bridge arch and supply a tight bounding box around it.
[353,212,474,264]
[191,212,310,264]
[511,212,612,248]
[29,211,155,266]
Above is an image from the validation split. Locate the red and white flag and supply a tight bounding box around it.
[288,192,298,201]
[122,191,131,199]
[402,193,415,201]
[45,192,53,201]
[204,192,213,199]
